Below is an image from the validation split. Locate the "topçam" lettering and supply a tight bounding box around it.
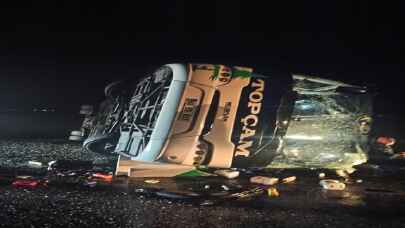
[235,79,265,157]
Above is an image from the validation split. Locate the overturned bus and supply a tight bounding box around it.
[82,63,373,176]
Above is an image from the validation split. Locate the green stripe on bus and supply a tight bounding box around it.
[232,69,251,78]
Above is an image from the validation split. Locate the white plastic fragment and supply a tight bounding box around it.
[68,172,77,176]
[47,161,56,171]
[27,161,42,168]
[68,135,83,141]
[83,180,97,187]
[318,173,326,179]
[16,175,32,179]
[214,169,240,179]
[250,176,279,185]
[282,176,296,183]
[319,179,346,191]
[144,179,160,184]
[70,131,83,137]
[200,200,215,206]
[221,185,230,191]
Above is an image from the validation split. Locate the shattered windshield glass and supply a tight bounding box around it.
[270,76,373,170]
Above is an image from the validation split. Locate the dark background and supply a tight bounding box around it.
[0,1,404,114]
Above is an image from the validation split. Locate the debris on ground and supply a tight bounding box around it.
[214,169,240,179]
[221,185,230,191]
[229,187,265,199]
[199,200,215,206]
[12,179,41,188]
[16,175,33,179]
[83,180,97,187]
[375,136,396,154]
[376,136,396,146]
[2,136,404,215]
[92,173,113,182]
[156,190,199,199]
[67,172,77,176]
[47,161,56,171]
[144,179,160,184]
[250,176,279,185]
[27,161,43,168]
[282,176,296,184]
[319,179,346,191]
[267,187,280,197]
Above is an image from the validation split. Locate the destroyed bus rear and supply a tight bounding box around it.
[93,63,373,175]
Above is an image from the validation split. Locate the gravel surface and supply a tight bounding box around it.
[1,139,405,227]
[0,139,113,168]
[0,183,405,228]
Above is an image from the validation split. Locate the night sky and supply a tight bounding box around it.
[0,1,403,114]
